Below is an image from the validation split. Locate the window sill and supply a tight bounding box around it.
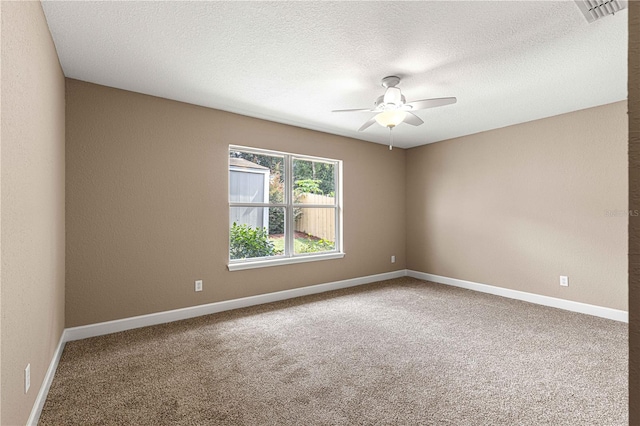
[228,252,345,271]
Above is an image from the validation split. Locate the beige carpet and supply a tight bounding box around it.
[39,277,627,425]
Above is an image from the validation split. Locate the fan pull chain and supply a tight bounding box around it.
[389,126,393,150]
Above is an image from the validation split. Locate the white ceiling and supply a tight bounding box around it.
[41,1,628,149]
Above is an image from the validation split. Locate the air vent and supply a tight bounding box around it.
[575,0,627,23]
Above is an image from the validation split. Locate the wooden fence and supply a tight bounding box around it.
[295,193,335,241]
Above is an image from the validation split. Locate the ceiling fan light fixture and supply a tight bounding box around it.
[332,75,457,135]
[375,110,407,128]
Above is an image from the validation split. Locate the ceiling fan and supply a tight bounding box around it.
[332,76,457,141]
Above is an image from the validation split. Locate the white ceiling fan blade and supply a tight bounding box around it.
[358,117,377,131]
[404,97,457,111]
[332,108,374,113]
[403,112,424,126]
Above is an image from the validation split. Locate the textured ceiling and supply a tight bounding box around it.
[41,1,628,149]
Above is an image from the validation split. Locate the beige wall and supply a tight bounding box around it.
[406,102,628,311]
[65,79,406,327]
[629,1,639,421]
[1,2,66,425]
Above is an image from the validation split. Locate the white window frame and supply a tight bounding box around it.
[228,145,344,271]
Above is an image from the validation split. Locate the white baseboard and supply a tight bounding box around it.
[406,270,628,323]
[27,330,67,426]
[64,270,407,342]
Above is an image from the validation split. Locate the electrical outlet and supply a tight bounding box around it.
[560,276,569,287]
[25,364,30,393]
[391,255,396,264]
[195,280,203,292]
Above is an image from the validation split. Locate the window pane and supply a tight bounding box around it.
[230,207,284,260]
[293,159,335,204]
[229,151,284,204]
[294,208,336,254]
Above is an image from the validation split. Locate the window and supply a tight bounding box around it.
[228,145,343,270]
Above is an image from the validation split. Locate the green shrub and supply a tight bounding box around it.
[294,179,323,195]
[269,209,285,235]
[269,170,285,234]
[230,223,275,260]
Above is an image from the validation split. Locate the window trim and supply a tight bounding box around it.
[227,252,345,271]
[228,145,344,270]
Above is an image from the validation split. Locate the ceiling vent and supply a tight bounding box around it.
[575,0,627,23]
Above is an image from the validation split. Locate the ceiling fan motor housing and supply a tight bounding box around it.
[374,94,406,111]
[378,76,404,109]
